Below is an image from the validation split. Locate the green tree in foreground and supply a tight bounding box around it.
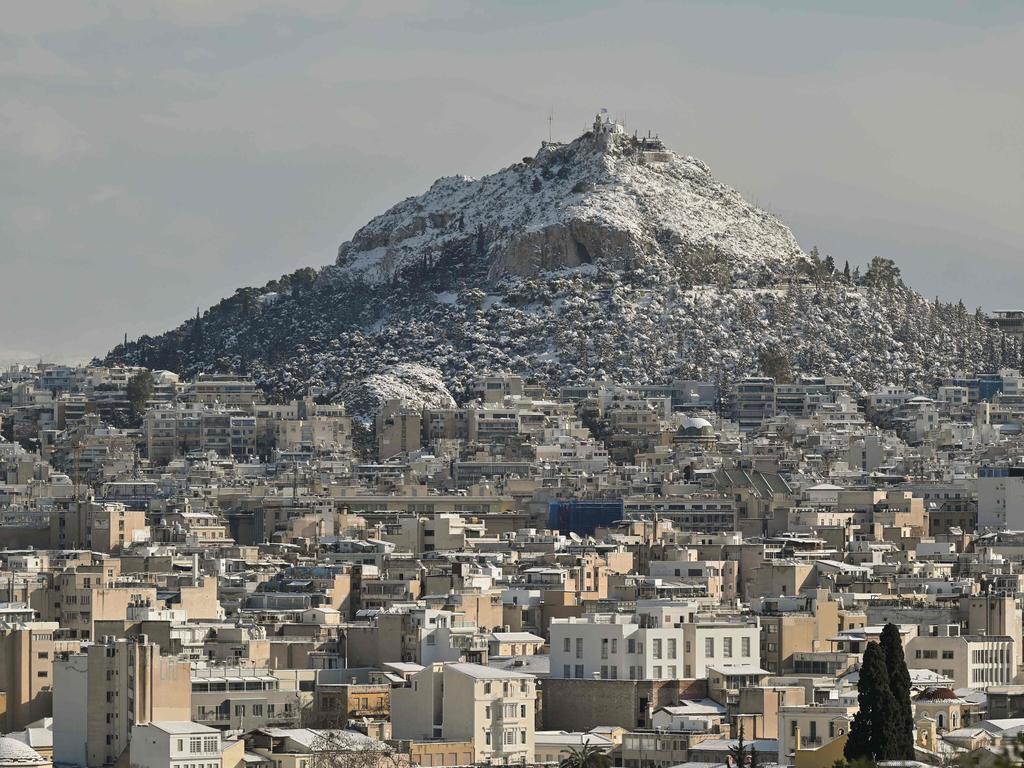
[880,622,916,759]
[845,641,902,763]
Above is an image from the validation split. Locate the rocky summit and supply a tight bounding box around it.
[105,116,1021,419]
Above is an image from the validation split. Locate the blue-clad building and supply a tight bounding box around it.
[548,498,624,535]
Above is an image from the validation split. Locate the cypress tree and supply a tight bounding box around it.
[880,623,915,758]
[845,641,901,763]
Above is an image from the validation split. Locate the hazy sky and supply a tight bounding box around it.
[3,0,1023,364]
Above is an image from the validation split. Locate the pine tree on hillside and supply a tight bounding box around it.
[845,641,901,763]
[880,623,916,759]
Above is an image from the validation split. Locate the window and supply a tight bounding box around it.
[942,650,955,659]
[667,666,676,678]
[563,638,570,653]
[653,639,662,659]
[203,738,217,753]
[627,639,636,654]
[574,665,584,679]
[742,637,751,657]
[485,731,491,746]
[724,638,733,658]
[611,639,618,654]
[653,666,662,678]
[705,637,714,657]
[563,665,570,678]
[667,639,677,658]
[190,738,203,754]
[601,639,609,660]
[504,730,515,745]
[485,706,491,718]
[575,638,583,659]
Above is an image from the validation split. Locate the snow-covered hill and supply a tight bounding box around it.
[333,122,812,288]
[104,119,1020,418]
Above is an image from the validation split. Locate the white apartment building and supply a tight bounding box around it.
[391,662,536,765]
[550,603,760,681]
[906,633,1015,689]
[130,722,223,768]
[978,466,1024,529]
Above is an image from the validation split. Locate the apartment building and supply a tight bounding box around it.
[190,666,303,730]
[0,621,78,732]
[391,662,536,765]
[376,402,423,461]
[34,560,158,641]
[144,405,256,464]
[906,631,1015,689]
[53,637,192,768]
[978,466,1024,529]
[777,703,856,761]
[49,501,148,553]
[731,378,776,431]
[129,721,224,768]
[550,605,760,681]
[754,590,841,674]
[185,375,263,409]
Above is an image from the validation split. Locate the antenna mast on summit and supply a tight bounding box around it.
[547,109,553,143]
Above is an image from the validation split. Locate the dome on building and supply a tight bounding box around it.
[0,738,47,766]
[917,686,959,701]
[678,416,714,436]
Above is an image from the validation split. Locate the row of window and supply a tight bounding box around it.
[561,664,690,680]
[484,704,528,719]
[567,635,751,659]
[174,737,219,754]
[483,729,528,747]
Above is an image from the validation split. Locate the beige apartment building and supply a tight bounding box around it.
[758,591,841,674]
[53,637,192,768]
[391,662,537,765]
[49,501,148,553]
[376,402,423,461]
[33,560,158,640]
[0,621,78,732]
[777,703,856,762]
[185,374,264,409]
[906,631,1016,689]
